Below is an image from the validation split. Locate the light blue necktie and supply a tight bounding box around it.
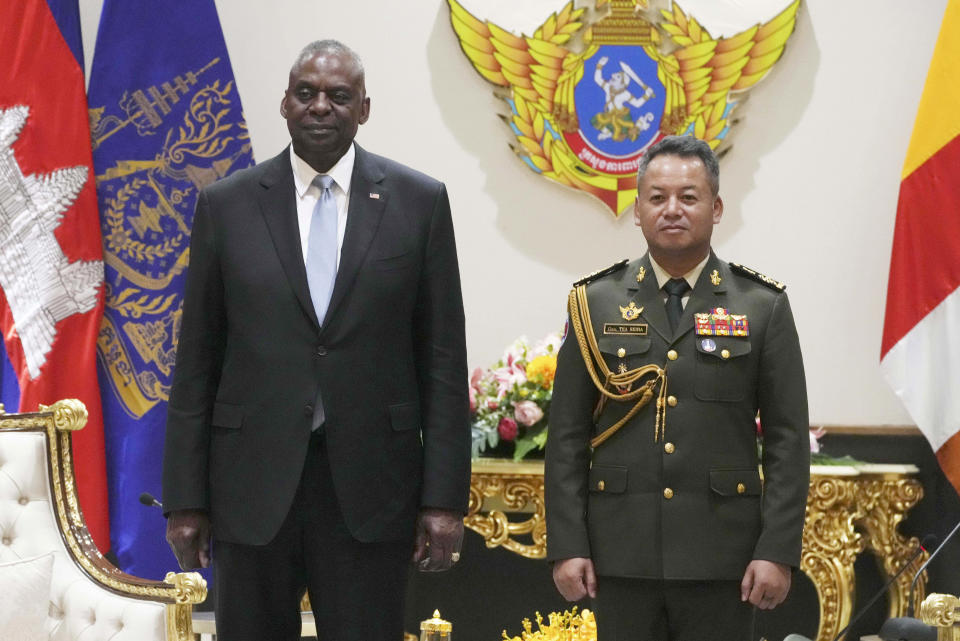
[306,175,337,431]
[306,174,338,325]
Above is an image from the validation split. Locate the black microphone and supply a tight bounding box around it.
[908,518,960,617]
[878,519,960,641]
[877,617,936,641]
[826,534,936,641]
[139,492,163,509]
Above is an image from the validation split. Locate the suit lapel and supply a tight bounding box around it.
[674,252,727,341]
[627,255,672,343]
[322,145,387,330]
[257,149,319,326]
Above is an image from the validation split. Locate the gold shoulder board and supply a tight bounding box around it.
[573,259,628,287]
[728,262,786,291]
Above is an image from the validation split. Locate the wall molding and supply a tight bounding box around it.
[819,425,921,436]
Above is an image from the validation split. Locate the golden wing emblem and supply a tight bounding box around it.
[448,0,801,216]
[448,1,615,197]
[654,0,801,147]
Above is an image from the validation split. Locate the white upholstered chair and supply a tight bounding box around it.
[0,399,205,641]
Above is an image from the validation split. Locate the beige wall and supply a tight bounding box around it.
[79,0,946,427]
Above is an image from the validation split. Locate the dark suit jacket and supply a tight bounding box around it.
[545,253,809,580]
[162,145,470,545]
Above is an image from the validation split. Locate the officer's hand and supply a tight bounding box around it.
[552,557,597,601]
[165,509,211,570]
[741,559,791,609]
[412,508,464,572]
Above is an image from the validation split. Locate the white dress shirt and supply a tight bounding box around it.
[289,143,355,268]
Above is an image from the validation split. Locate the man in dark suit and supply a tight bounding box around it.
[162,40,470,641]
[545,136,809,640]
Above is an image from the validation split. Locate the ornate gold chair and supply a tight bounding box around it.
[920,593,960,640]
[0,399,205,640]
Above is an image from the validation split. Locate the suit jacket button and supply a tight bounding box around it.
[737,483,746,494]
[667,395,677,407]
[667,350,678,361]
[721,349,731,359]
[597,480,605,491]
[663,488,674,499]
[316,346,327,356]
[304,404,314,416]
[664,442,675,454]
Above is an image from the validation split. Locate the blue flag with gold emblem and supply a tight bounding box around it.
[88,0,254,578]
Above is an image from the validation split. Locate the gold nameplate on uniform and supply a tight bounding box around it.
[604,323,649,336]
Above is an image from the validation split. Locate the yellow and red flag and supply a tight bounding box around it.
[881,0,960,496]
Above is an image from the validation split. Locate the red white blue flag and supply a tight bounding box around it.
[0,0,110,547]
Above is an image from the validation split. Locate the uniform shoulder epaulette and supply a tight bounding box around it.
[728,262,786,291]
[573,259,628,287]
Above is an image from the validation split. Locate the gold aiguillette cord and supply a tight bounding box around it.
[568,286,668,448]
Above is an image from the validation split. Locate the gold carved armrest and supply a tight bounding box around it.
[920,593,960,641]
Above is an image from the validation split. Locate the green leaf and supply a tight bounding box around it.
[532,428,549,448]
[513,436,538,461]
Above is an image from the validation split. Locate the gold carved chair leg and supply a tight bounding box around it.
[855,477,928,619]
[802,477,863,641]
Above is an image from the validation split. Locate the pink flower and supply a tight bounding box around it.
[498,417,518,441]
[469,386,477,413]
[810,427,826,453]
[471,367,485,388]
[513,400,544,427]
[487,399,499,410]
[492,364,526,398]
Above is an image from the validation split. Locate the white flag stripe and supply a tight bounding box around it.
[881,284,960,452]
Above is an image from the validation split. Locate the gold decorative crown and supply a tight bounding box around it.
[588,0,655,45]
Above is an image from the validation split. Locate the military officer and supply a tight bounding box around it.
[545,135,809,641]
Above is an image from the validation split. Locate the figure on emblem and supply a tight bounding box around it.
[591,56,655,142]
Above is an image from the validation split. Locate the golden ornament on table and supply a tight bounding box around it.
[421,610,452,641]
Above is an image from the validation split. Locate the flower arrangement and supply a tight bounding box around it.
[501,608,596,641]
[470,332,562,461]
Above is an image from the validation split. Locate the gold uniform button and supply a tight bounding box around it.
[617,348,626,358]
[721,349,731,360]
[664,442,675,454]
[667,395,677,407]
[667,350,678,361]
[663,488,674,499]
[597,480,605,491]
[737,483,746,495]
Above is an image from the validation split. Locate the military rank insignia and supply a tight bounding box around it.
[448,0,801,216]
[619,301,644,321]
[694,307,749,336]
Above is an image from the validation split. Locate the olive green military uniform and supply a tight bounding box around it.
[545,253,809,638]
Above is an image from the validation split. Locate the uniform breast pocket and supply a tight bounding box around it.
[597,335,652,370]
[693,337,753,402]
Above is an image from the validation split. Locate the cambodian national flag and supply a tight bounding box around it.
[88,0,254,578]
[0,1,110,550]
